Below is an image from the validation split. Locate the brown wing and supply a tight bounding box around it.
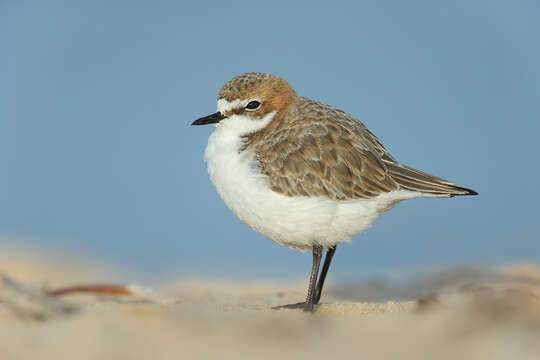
[252,98,476,200]
[385,162,477,196]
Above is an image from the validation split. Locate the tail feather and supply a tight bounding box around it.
[387,163,478,197]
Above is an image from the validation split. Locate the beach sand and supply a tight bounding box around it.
[1,248,540,360]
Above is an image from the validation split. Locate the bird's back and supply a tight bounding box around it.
[244,96,477,200]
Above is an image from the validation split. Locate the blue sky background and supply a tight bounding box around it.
[1,1,539,282]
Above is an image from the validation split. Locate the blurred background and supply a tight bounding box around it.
[1,0,538,283]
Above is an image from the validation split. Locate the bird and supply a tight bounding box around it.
[192,72,477,312]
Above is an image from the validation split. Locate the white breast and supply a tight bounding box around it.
[203,114,422,252]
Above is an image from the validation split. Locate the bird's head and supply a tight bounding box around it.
[192,72,296,135]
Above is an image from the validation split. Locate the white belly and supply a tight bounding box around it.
[204,127,420,252]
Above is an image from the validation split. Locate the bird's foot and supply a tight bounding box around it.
[272,301,316,312]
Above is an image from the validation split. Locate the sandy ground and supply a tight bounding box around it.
[1,249,540,360]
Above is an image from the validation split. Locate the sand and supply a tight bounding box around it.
[1,249,540,360]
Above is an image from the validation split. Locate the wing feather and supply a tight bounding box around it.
[248,97,476,200]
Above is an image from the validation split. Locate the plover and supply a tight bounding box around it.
[192,72,477,311]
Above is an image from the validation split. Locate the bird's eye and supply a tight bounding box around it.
[245,101,261,111]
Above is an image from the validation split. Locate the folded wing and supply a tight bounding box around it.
[251,99,477,200]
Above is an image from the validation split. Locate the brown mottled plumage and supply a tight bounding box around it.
[227,73,476,200]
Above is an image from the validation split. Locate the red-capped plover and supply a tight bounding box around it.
[192,72,477,312]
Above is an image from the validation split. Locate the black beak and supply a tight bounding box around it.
[192,112,227,126]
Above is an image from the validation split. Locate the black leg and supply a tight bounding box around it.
[314,245,336,305]
[273,244,323,312]
[303,245,323,312]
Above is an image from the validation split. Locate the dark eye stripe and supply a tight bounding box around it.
[245,101,261,110]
